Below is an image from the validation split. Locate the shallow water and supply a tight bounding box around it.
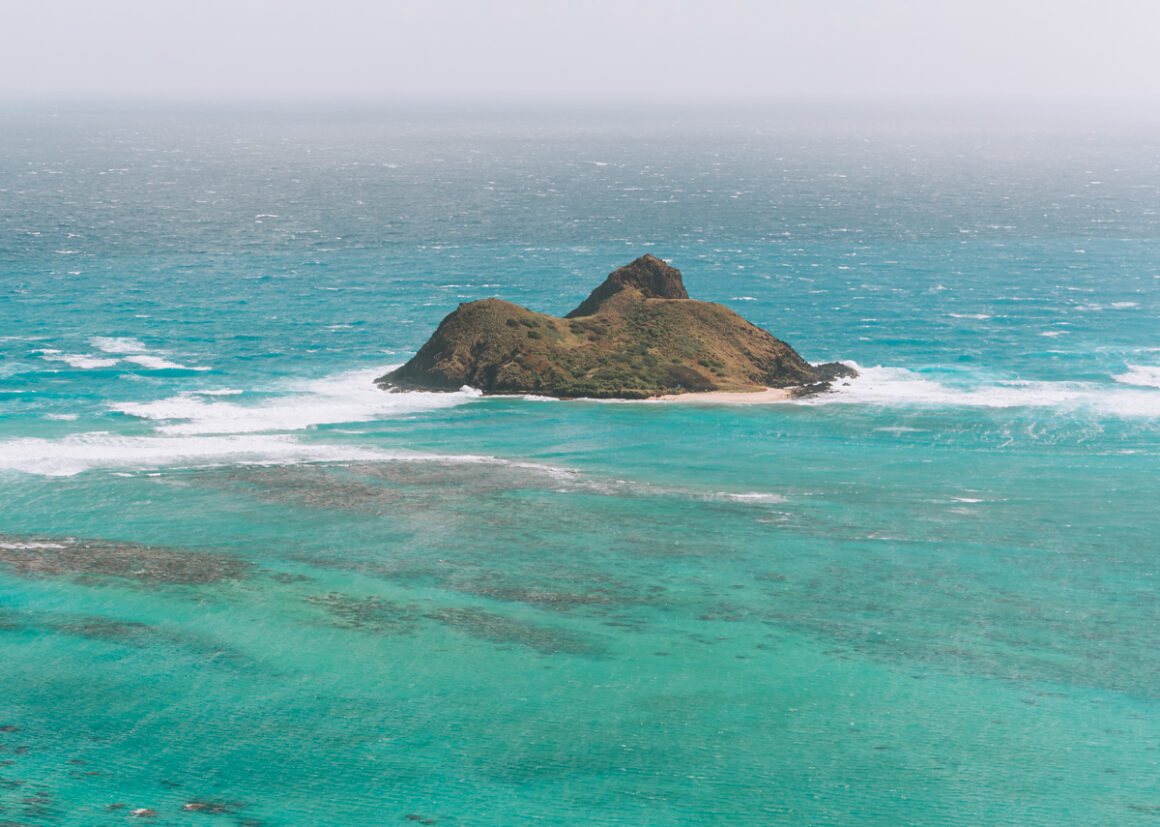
[2,105,1159,825]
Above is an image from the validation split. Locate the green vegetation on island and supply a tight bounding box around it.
[377,255,855,399]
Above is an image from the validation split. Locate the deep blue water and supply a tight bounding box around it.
[1,105,1159,825]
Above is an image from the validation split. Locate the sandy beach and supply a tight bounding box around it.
[652,387,794,403]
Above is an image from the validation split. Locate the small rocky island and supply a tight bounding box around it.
[377,255,855,399]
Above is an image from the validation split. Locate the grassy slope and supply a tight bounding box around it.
[384,291,818,399]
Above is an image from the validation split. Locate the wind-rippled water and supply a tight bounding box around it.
[2,104,1159,825]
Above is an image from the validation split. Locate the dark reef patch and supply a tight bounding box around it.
[306,592,603,656]
[430,607,600,656]
[211,460,559,514]
[180,798,247,815]
[452,584,616,610]
[0,534,248,585]
[306,593,423,635]
[53,617,154,646]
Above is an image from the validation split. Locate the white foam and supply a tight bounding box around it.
[1076,302,1139,311]
[38,350,119,369]
[111,366,477,436]
[91,336,148,354]
[0,431,579,478]
[85,337,211,370]
[807,363,1160,417]
[0,365,494,476]
[0,432,399,477]
[709,491,787,504]
[123,354,212,371]
[1115,364,1160,389]
[0,541,67,550]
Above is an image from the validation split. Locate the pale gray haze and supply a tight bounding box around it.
[3,0,1159,103]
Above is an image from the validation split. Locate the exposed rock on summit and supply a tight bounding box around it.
[565,253,689,317]
[377,255,855,399]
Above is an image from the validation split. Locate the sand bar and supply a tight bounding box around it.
[651,387,793,403]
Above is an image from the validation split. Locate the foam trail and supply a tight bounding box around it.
[709,492,787,504]
[122,354,212,371]
[38,350,120,369]
[0,432,576,478]
[3,365,487,476]
[0,433,395,477]
[805,363,1160,418]
[111,366,479,435]
[91,337,148,354]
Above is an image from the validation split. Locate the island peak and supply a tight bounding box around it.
[566,254,689,317]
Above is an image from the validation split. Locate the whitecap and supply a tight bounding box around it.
[709,492,787,504]
[1075,302,1140,312]
[1115,365,1160,389]
[0,431,577,479]
[804,362,1160,418]
[38,350,119,369]
[122,354,212,371]
[0,432,399,477]
[111,366,478,436]
[90,336,148,354]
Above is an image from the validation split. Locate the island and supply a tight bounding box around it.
[376,255,856,399]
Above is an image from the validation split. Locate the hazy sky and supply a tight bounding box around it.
[4,0,1159,103]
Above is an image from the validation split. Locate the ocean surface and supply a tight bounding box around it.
[1,104,1159,825]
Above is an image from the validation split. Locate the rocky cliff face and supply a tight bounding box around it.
[377,256,855,399]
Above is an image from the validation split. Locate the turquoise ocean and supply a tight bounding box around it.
[2,105,1159,825]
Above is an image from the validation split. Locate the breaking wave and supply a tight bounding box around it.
[1115,364,1160,390]
[2,366,485,476]
[808,363,1160,417]
[111,367,479,436]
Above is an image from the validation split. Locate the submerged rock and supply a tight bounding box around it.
[182,799,245,814]
[377,255,855,399]
[0,534,248,584]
